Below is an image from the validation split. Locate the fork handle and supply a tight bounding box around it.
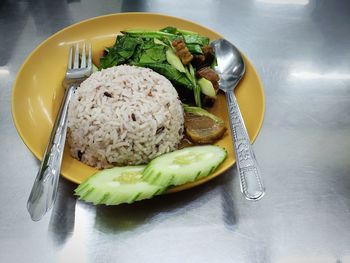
[27,84,76,221]
[226,90,265,200]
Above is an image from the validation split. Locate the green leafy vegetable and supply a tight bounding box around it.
[154,38,167,46]
[166,48,186,73]
[177,28,199,35]
[184,64,201,107]
[160,26,177,34]
[139,44,166,64]
[183,35,209,46]
[160,26,199,36]
[136,62,194,88]
[186,44,203,54]
[99,26,217,107]
[100,35,143,69]
[121,30,177,40]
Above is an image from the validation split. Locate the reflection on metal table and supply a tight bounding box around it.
[1,0,350,262]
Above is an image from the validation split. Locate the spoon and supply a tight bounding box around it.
[211,39,265,200]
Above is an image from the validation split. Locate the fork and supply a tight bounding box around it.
[27,43,92,221]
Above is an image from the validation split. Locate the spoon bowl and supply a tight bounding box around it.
[211,39,245,91]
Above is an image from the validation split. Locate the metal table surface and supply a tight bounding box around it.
[1,0,350,262]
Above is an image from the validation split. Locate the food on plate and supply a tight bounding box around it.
[172,39,193,65]
[142,145,227,188]
[197,67,219,92]
[166,48,186,73]
[75,166,163,205]
[67,65,184,169]
[196,67,220,106]
[197,77,216,98]
[71,26,228,205]
[99,26,220,108]
[75,145,227,205]
[183,105,226,144]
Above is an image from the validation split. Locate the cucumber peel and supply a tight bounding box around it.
[75,146,227,205]
[75,166,164,205]
[142,145,227,188]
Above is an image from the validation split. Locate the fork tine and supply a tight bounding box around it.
[80,43,86,68]
[68,46,73,69]
[73,43,79,69]
[88,43,92,69]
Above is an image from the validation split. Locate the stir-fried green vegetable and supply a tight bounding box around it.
[100,26,216,107]
[182,104,224,124]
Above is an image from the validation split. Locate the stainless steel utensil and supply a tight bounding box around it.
[27,43,92,221]
[211,39,265,200]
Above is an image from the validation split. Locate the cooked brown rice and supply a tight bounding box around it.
[67,65,184,169]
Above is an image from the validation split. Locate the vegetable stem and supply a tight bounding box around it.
[121,30,176,39]
[183,104,224,124]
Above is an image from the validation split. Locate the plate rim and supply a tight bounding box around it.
[11,12,265,193]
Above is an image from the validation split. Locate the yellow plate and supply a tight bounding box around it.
[12,13,265,194]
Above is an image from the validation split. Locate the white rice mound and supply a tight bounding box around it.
[67,65,184,169]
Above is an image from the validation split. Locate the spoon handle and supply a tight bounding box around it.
[226,91,265,200]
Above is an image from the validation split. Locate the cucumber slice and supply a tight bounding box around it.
[166,48,186,73]
[142,146,227,187]
[75,166,164,205]
[197,77,216,97]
